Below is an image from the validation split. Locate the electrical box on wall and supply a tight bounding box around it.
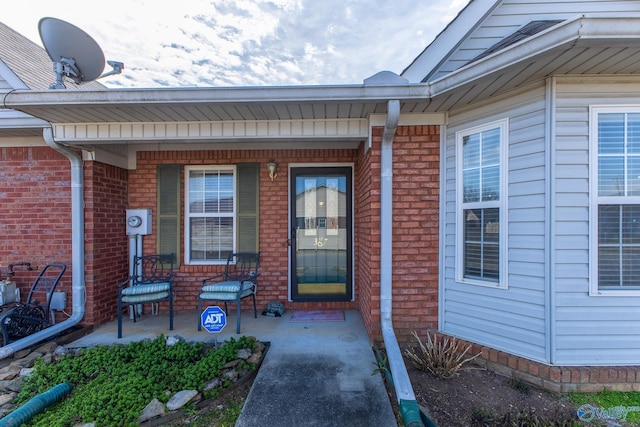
[126,209,152,235]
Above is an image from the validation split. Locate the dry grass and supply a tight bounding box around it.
[404,330,481,379]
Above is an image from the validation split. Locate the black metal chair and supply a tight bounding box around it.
[0,263,66,345]
[117,254,175,339]
[198,252,259,334]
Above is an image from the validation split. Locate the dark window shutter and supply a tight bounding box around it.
[157,165,181,266]
[237,163,259,252]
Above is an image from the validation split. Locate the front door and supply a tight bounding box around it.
[290,167,352,301]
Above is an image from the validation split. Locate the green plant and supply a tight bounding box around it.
[404,330,481,379]
[371,346,393,386]
[471,407,495,425]
[15,335,257,426]
[509,376,531,394]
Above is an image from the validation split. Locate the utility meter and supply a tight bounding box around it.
[126,209,152,235]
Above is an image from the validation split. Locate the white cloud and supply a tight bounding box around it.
[1,0,469,88]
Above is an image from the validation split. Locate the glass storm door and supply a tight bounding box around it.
[291,167,352,301]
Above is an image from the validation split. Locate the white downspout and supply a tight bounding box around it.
[380,100,424,427]
[0,127,86,358]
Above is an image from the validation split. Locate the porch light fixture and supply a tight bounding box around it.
[267,160,278,181]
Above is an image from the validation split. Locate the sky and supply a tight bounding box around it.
[2,0,468,89]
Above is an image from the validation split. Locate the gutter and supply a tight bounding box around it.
[0,127,86,359]
[379,99,424,427]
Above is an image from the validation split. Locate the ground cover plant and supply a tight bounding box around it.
[15,335,257,427]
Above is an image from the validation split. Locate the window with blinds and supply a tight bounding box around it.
[186,166,236,263]
[158,163,258,266]
[456,120,507,287]
[595,111,640,290]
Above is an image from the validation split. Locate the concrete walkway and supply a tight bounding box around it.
[67,310,397,426]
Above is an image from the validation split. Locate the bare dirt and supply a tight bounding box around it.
[402,359,579,426]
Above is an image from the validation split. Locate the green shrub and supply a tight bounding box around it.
[15,335,256,427]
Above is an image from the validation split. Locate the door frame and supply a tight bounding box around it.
[288,163,354,302]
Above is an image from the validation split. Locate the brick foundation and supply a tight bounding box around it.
[435,333,640,393]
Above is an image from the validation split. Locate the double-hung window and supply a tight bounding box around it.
[591,107,640,293]
[185,166,236,264]
[456,120,507,287]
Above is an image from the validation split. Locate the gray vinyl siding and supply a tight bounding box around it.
[432,0,640,81]
[442,82,549,362]
[553,76,640,365]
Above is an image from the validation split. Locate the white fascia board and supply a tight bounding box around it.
[4,84,430,108]
[401,0,500,83]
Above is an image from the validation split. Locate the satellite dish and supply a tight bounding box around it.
[38,17,123,89]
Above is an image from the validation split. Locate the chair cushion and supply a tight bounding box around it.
[122,291,169,303]
[201,280,253,293]
[122,282,171,296]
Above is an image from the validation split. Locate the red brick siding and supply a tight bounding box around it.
[434,332,640,393]
[130,149,361,316]
[83,161,129,325]
[389,125,440,343]
[364,126,440,344]
[0,147,74,315]
[354,141,378,340]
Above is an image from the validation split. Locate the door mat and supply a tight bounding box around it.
[290,310,345,322]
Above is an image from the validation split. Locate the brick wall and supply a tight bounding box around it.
[0,146,74,314]
[130,149,361,316]
[389,125,440,343]
[434,332,640,393]
[364,126,441,344]
[83,161,129,325]
[354,140,378,340]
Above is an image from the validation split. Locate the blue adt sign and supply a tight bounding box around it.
[201,306,226,333]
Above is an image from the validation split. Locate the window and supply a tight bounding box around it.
[591,107,640,292]
[158,164,258,266]
[456,120,507,287]
[185,166,236,264]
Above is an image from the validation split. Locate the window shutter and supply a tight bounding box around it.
[237,163,259,252]
[157,165,180,266]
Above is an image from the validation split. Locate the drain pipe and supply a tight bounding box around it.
[380,100,424,427]
[0,127,86,359]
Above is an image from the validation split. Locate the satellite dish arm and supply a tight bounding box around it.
[99,61,124,79]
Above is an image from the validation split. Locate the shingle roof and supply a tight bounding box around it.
[467,20,563,65]
[0,21,104,90]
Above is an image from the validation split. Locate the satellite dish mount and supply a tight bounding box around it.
[38,17,124,89]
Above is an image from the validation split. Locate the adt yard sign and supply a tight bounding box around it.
[201,306,226,333]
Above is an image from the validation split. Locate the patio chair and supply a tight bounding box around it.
[117,254,175,339]
[198,252,259,334]
[0,263,66,345]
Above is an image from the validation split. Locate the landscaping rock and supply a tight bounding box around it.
[236,348,252,359]
[247,353,262,365]
[0,364,21,381]
[203,378,220,393]
[166,390,199,411]
[0,392,15,406]
[139,398,165,423]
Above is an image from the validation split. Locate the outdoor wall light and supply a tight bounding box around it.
[267,160,278,181]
